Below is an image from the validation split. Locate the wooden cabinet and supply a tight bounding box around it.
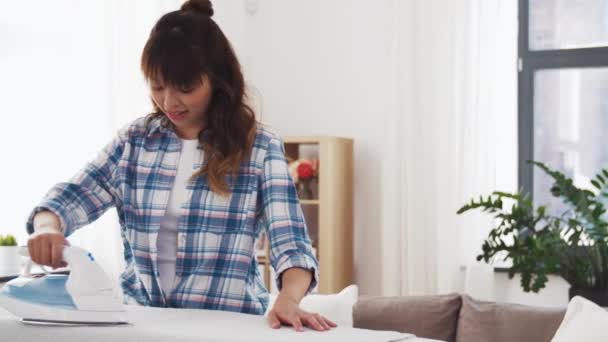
[257,136,354,294]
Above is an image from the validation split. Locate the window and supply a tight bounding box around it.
[519,0,608,211]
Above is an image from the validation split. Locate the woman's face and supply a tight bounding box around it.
[149,75,212,139]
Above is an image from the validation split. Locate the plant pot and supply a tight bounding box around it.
[569,286,608,307]
[0,246,21,276]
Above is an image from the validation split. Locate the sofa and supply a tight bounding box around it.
[353,293,566,342]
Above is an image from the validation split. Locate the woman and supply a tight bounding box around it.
[25,0,335,332]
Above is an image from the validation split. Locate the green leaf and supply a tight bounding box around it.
[584,190,596,198]
[0,235,17,246]
[6,235,16,246]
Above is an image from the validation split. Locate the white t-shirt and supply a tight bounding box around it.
[157,138,201,297]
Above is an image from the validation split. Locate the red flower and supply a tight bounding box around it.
[297,162,314,180]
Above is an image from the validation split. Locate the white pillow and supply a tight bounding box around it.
[551,296,608,342]
[264,285,358,327]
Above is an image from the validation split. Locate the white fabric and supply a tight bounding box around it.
[380,0,518,296]
[157,139,201,297]
[551,296,608,342]
[265,285,359,327]
[0,303,419,342]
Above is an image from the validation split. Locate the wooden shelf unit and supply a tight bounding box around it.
[256,136,354,294]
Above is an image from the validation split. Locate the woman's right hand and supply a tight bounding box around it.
[27,232,69,269]
[28,211,69,269]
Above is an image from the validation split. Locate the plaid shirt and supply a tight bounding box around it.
[26,116,318,315]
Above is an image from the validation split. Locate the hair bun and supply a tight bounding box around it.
[181,0,214,17]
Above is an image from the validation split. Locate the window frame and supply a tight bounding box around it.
[518,0,608,196]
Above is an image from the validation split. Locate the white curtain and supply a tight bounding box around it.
[381,0,518,296]
[0,0,182,285]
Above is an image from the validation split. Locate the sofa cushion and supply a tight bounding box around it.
[353,293,462,342]
[455,295,566,342]
[551,296,608,342]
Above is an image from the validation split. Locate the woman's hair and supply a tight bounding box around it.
[141,0,257,195]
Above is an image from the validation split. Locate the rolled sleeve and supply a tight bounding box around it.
[259,135,319,294]
[26,201,72,235]
[273,249,319,293]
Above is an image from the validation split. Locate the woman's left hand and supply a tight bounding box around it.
[266,294,337,332]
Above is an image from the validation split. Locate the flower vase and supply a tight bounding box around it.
[298,180,313,200]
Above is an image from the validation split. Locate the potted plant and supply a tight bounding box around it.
[0,234,20,276]
[458,161,608,306]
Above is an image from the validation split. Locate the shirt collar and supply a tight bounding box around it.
[146,116,172,137]
[146,116,211,141]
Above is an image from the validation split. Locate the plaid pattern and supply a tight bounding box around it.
[26,116,318,315]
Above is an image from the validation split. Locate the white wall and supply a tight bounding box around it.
[0,0,184,283]
[493,274,570,308]
[464,263,570,308]
[215,0,571,307]
[0,1,113,247]
[3,0,572,306]
[215,0,394,296]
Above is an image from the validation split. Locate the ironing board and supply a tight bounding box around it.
[0,304,442,342]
